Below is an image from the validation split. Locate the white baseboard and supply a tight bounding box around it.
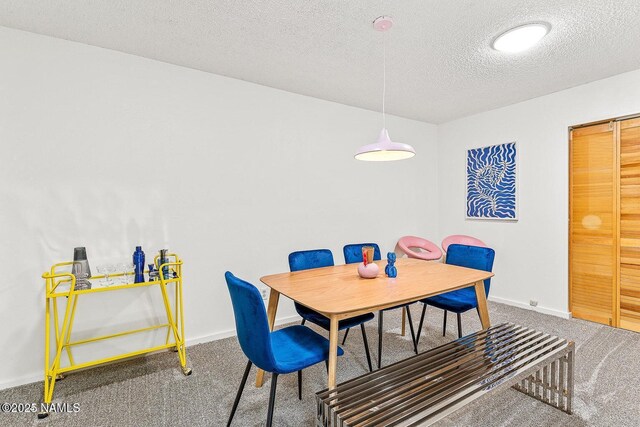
[185,314,300,346]
[488,296,571,319]
[0,372,44,392]
[0,314,301,391]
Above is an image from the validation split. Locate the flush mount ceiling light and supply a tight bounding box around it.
[492,23,550,53]
[355,16,415,162]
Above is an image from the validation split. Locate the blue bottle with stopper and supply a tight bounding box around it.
[133,246,145,283]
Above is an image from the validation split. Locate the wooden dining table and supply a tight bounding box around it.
[255,257,494,390]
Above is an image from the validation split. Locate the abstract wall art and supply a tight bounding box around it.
[466,142,517,220]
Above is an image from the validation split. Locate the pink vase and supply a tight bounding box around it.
[358,262,379,279]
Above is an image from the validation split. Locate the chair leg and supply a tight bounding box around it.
[227,360,252,427]
[266,373,279,427]
[442,310,447,336]
[405,306,418,354]
[377,311,384,369]
[360,324,373,372]
[325,360,328,373]
[457,313,462,338]
[297,370,302,400]
[301,319,306,326]
[342,328,350,345]
[416,303,427,346]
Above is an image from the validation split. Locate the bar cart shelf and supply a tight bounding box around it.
[39,252,190,419]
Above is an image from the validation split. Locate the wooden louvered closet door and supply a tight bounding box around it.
[619,118,640,332]
[569,123,617,326]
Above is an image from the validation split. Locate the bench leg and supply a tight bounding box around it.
[512,347,575,415]
[457,313,462,339]
[567,347,574,413]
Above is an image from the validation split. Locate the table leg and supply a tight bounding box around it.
[327,315,339,389]
[474,280,491,329]
[401,307,406,336]
[256,289,280,387]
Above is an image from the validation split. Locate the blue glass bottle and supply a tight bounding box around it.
[133,246,145,283]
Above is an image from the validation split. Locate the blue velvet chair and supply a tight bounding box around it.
[342,243,382,267]
[289,249,374,372]
[225,271,344,427]
[342,243,418,368]
[415,244,495,343]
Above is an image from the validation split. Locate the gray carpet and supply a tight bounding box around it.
[2,302,639,426]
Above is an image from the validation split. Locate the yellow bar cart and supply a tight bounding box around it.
[39,252,190,419]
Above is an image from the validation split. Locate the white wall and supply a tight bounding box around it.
[437,68,640,317]
[5,22,640,391]
[0,27,439,389]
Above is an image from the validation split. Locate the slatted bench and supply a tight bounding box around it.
[316,323,575,427]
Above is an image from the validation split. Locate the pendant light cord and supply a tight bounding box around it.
[382,29,386,129]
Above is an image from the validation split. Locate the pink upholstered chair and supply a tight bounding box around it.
[395,236,443,261]
[441,235,487,253]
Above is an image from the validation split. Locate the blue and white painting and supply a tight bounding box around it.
[466,142,517,220]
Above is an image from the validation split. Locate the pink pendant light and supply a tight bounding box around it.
[355,128,416,161]
[355,16,416,162]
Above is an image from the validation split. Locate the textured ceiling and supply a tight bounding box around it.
[1,0,640,123]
